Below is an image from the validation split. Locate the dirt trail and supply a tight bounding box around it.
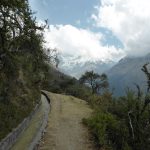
[38,92,94,150]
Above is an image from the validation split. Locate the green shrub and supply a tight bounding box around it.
[83,111,131,150]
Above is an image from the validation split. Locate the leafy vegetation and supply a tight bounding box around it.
[41,66,92,100]
[79,71,108,94]
[83,64,150,150]
[0,0,92,140]
[1,1,150,150]
[0,0,50,140]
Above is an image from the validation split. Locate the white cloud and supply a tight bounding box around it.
[92,0,150,56]
[44,24,125,63]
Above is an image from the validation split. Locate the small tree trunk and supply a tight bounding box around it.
[128,111,135,139]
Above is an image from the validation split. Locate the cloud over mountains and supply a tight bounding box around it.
[43,0,150,65]
[44,25,125,63]
[92,0,150,56]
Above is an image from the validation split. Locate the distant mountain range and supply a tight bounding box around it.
[59,53,150,96]
[107,54,150,96]
[59,55,115,78]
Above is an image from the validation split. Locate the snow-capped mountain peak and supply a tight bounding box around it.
[59,55,115,78]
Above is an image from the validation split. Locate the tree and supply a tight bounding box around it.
[46,48,60,68]
[142,63,150,92]
[0,0,48,72]
[119,64,150,150]
[79,71,108,94]
[0,0,49,103]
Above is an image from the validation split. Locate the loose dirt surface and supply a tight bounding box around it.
[38,92,94,150]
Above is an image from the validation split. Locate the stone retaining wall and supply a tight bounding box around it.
[29,92,50,150]
[0,101,42,150]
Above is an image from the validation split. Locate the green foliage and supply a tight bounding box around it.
[84,64,150,150]
[1,1,150,149]
[109,91,150,150]
[0,0,49,140]
[83,111,130,150]
[141,63,150,92]
[0,101,32,140]
[79,71,108,94]
[41,67,92,101]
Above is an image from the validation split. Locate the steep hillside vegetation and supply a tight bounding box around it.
[0,0,91,139]
[83,64,150,150]
[42,65,92,100]
[1,1,150,150]
[0,0,50,140]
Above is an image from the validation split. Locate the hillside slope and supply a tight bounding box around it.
[107,54,150,96]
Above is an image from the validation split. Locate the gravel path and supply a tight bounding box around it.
[38,92,94,150]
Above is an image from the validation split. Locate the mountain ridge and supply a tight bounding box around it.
[59,55,115,78]
[107,53,150,96]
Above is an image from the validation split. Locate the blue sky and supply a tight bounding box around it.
[29,0,98,27]
[29,0,122,48]
[29,0,150,62]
